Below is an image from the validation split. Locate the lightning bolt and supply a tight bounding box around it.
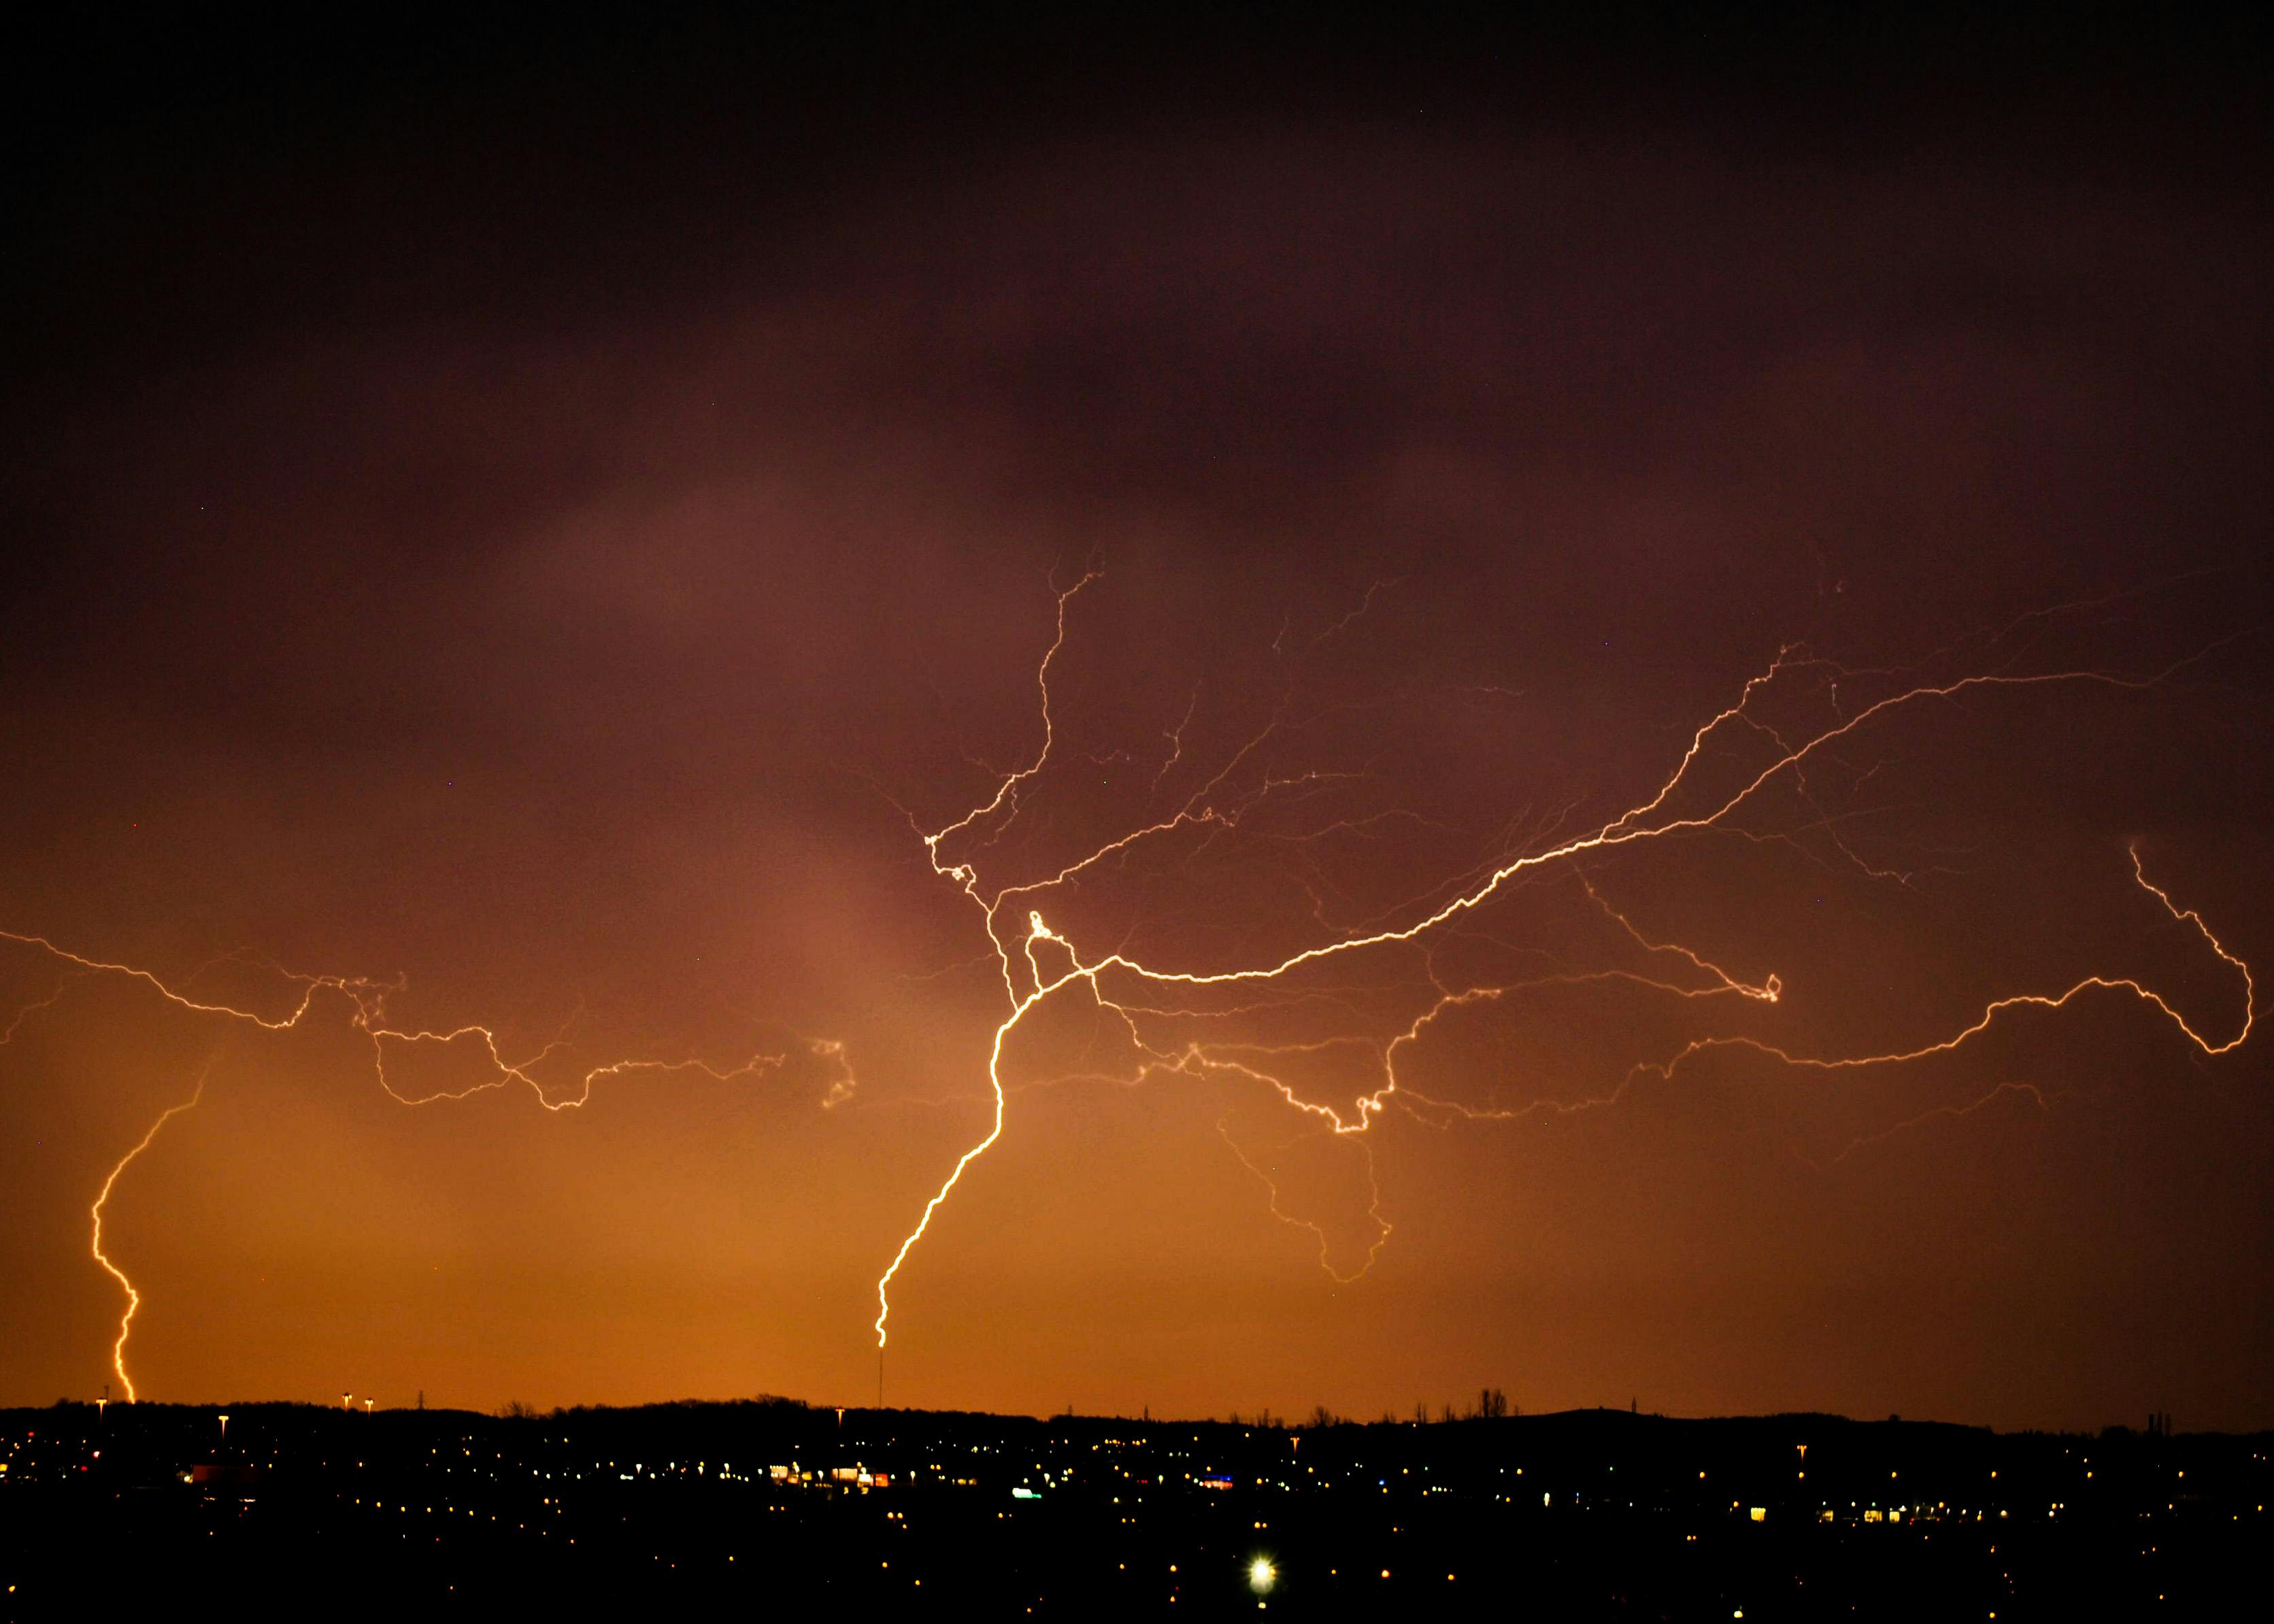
[90,1066,210,1402]
[871,579,2258,1351]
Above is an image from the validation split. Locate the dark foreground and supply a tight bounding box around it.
[3,1400,2262,1618]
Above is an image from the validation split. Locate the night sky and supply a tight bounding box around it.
[3,10,2269,1429]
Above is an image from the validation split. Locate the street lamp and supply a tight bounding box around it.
[218,1414,229,1442]
[364,1398,374,1415]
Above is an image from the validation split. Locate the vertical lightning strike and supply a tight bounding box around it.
[871,992,1026,1346]
[91,1068,210,1402]
[873,573,1104,1347]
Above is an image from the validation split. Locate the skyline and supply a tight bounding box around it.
[14,1396,2258,1614]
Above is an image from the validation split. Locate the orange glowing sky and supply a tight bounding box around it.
[3,12,2270,1430]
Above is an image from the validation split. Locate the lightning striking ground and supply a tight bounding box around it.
[90,1066,210,1402]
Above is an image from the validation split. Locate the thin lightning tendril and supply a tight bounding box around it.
[0,972,82,1045]
[0,935,846,1112]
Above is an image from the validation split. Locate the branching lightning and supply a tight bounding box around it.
[869,577,2258,1349]
[1,569,2258,1393]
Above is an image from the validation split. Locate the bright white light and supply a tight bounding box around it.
[1248,1557,1277,1595]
